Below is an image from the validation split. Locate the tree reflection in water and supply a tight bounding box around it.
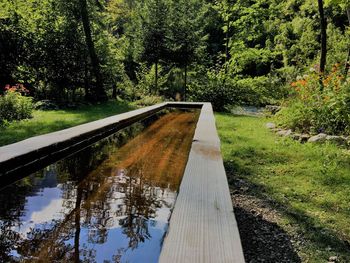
[0,110,199,262]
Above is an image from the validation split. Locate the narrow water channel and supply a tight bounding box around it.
[0,110,199,263]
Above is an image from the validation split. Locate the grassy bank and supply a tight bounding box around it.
[216,113,350,262]
[0,101,134,147]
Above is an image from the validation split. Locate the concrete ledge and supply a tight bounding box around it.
[159,103,245,263]
[0,103,168,180]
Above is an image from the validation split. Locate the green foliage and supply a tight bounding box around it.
[276,66,350,134]
[131,95,164,107]
[189,66,286,110]
[1,0,349,109]
[139,0,169,65]
[189,68,235,111]
[135,64,168,95]
[0,87,33,126]
[211,0,350,107]
[168,0,206,68]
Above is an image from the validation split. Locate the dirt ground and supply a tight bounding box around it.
[230,178,302,263]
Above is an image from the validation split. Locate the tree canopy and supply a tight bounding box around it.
[0,0,349,106]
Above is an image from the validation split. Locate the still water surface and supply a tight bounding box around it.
[0,110,199,262]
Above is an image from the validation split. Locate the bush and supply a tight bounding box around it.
[189,68,282,111]
[131,95,164,107]
[188,69,235,111]
[34,100,59,110]
[276,65,350,135]
[0,85,34,126]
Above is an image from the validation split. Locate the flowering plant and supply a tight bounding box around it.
[277,64,350,135]
[0,84,33,126]
[3,84,29,95]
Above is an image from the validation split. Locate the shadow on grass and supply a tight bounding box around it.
[216,112,350,260]
[0,101,135,146]
[225,155,350,262]
[0,120,80,146]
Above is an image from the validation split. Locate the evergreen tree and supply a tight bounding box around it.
[168,0,206,100]
[139,0,170,94]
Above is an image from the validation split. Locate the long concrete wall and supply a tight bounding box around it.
[0,103,168,182]
[0,102,245,262]
[160,103,245,263]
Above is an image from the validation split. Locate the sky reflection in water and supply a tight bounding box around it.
[0,110,199,263]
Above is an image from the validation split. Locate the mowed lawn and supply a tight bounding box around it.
[0,101,134,147]
[215,113,350,262]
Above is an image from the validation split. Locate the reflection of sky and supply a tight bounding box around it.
[63,216,168,262]
[16,187,65,236]
[3,172,176,263]
[20,187,63,225]
[0,111,197,262]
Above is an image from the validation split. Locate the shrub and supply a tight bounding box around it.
[188,69,235,111]
[276,65,350,135]
[34,100,59,110]
[0,84,34,126]
[131,95,164,107]
[189,68,282,111]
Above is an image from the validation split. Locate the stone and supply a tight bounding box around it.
[329,256,338,262]
[300,134,311,143]
[34,100,59,110]
[326,135,347,146]
[266,122,276,129]
[265,105,281,115]
[308,133,327,143]
[290,133,301,141]
[277,129,292,137]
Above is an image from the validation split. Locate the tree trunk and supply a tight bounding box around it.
[343,7,350,77]
[155,61,158,95]
[112,85,117,99]
[318,0,327,74]
[184,64,187,101]
[84,58,92,101]
[79,0,107,102]
[225,17,230,66]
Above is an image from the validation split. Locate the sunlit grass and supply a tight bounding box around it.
[216,113,350,262]
[0,101,134,146]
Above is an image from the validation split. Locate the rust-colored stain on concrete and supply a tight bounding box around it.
[192,142,221,161]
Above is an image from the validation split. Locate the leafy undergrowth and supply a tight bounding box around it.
[0,100,134,147]
[216,113,350,262]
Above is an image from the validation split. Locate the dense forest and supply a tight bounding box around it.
[0,0,350,130]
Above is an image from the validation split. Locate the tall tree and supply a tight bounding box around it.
[345,6,350,76]
[139,0,169,94]
[318,0,327,74]
[325,0,350,76]
[169,0,205,101]
[79,0,107,101]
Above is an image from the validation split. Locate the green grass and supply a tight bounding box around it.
[0,101,135,146]
[215,113,350,262]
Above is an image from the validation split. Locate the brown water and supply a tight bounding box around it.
[0,110,199,263]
